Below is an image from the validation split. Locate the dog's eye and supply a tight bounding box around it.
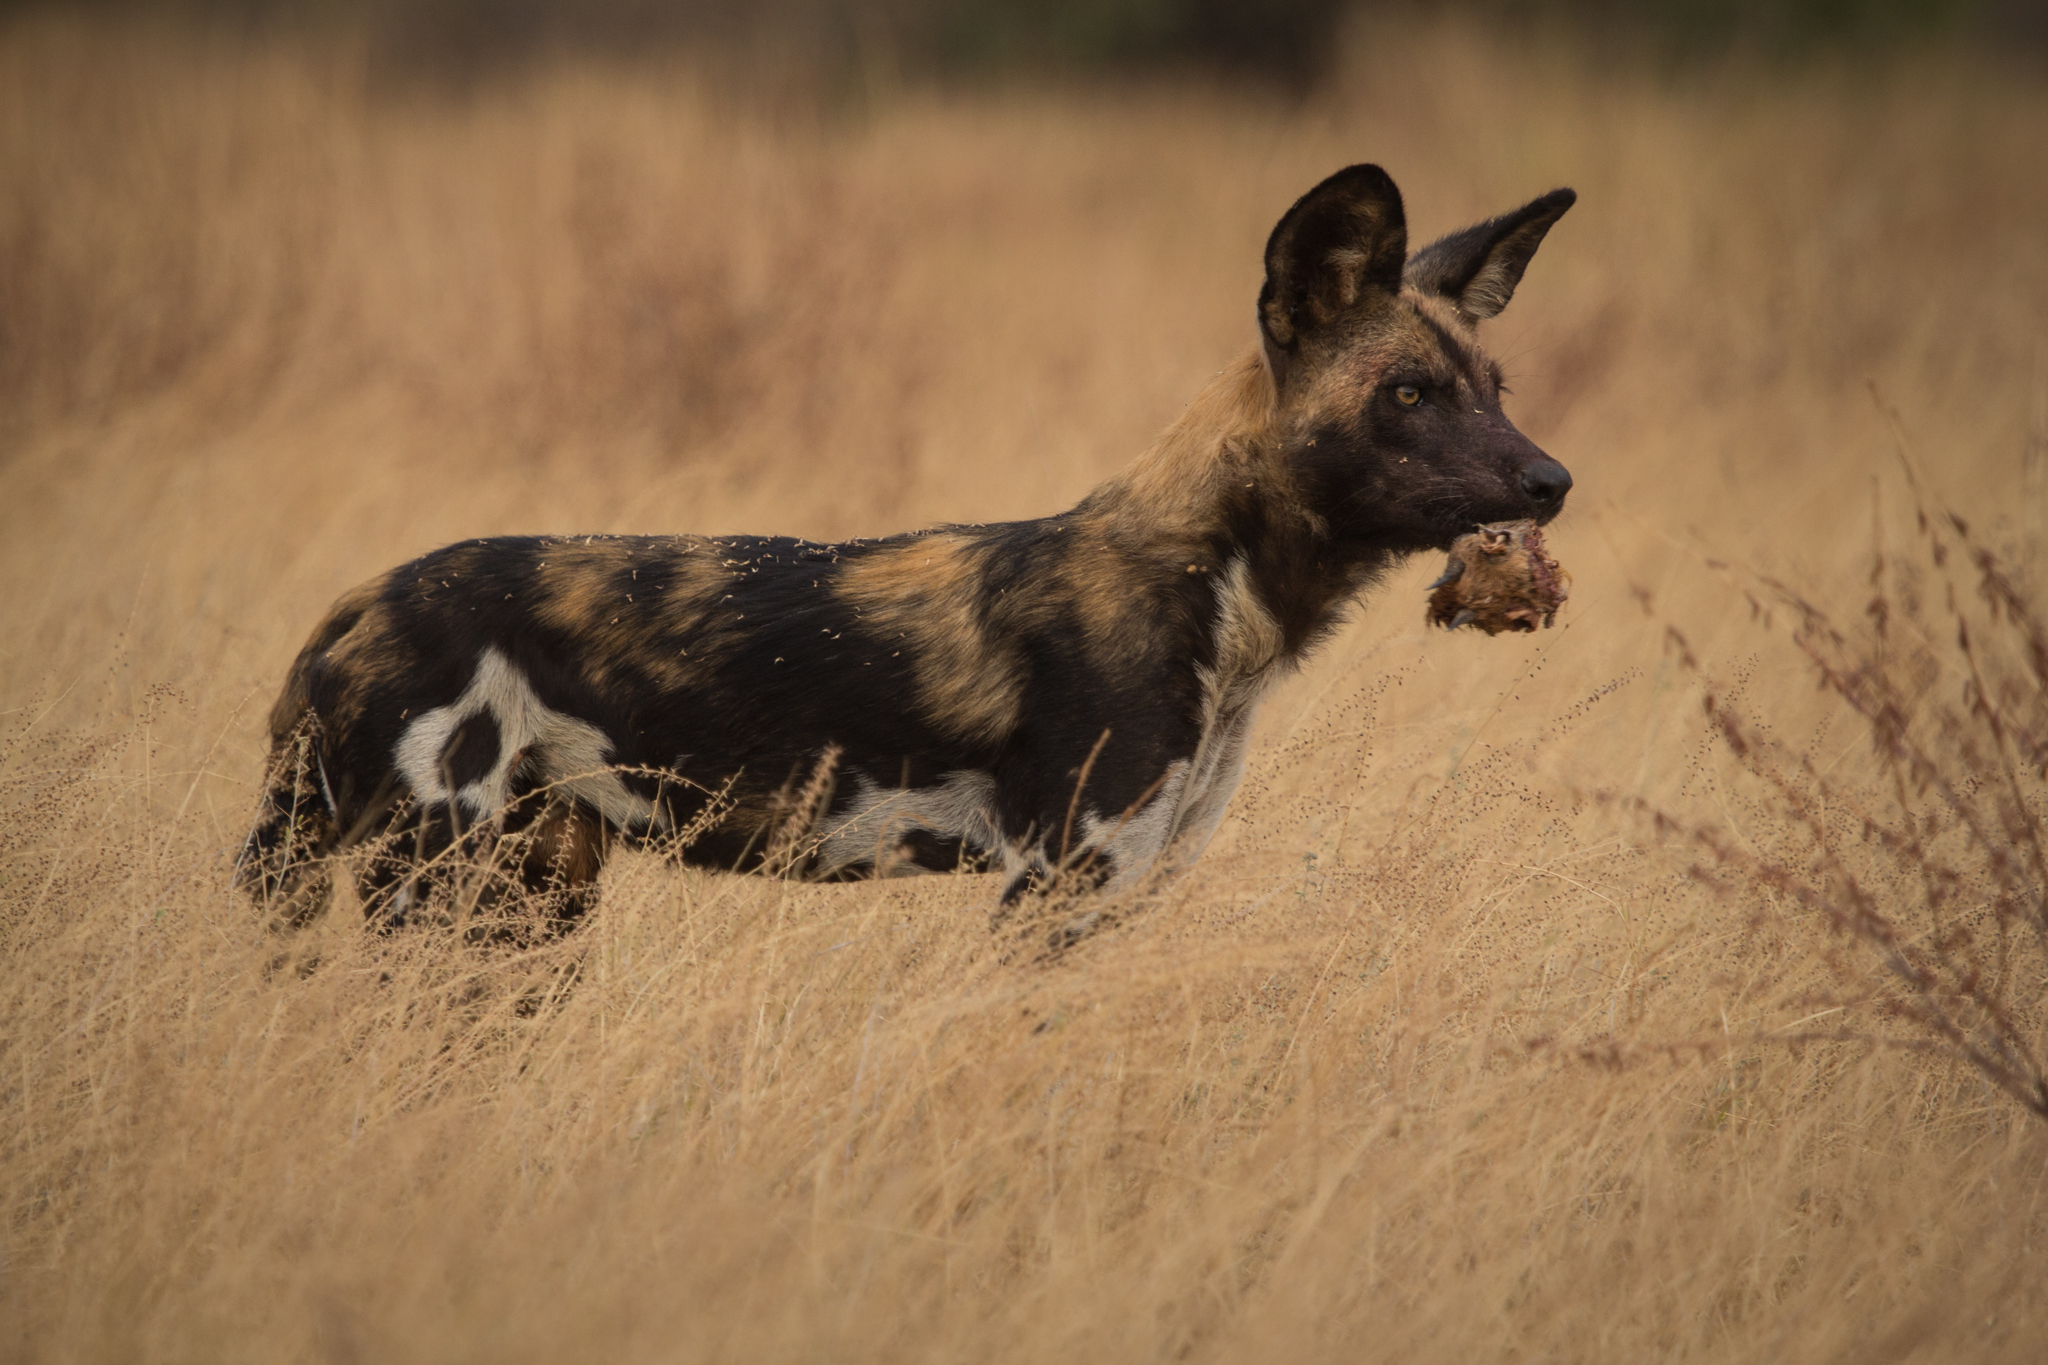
[1395,385,1421,406]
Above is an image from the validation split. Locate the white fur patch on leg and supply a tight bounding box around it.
[1153,551,1289,873]
[1080,759,1190,890]
[814,769,1001,876]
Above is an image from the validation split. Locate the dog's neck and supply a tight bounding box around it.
[1083,349,1395,660]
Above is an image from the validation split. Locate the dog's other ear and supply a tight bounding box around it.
[1404,187,1576,323]
[1259,165,1407,363]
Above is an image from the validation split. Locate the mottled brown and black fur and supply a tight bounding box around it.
[241,164,1577,928]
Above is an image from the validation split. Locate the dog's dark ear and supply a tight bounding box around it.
[1259,165,1407,359]
[1405,188,1575,323]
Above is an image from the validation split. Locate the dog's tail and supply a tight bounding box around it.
[236,713,339,922]
[236,584,377,922]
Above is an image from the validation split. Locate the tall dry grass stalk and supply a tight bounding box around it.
[3,12,2046,1362]
[1632,400,2048,1118]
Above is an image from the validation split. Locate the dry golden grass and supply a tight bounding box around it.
[4,13,2048,1362]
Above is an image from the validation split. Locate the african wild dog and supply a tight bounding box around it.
[241,164,1576,930]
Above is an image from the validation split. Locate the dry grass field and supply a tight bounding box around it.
[4,12,2047,1362]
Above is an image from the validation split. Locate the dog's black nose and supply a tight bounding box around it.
[1520,460,1573,504]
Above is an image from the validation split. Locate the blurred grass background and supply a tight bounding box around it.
[11,0,2042,83]
[2,3,2046,1361]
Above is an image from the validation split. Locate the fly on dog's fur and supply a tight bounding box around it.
[240,164,1577,932]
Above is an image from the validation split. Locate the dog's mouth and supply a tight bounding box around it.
[1428,514,1510,553]
[1434,496,1564,550]
[1429,516,1481,554]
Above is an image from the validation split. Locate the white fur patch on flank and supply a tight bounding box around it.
[392,647,663,832]
[814,769,1001,877]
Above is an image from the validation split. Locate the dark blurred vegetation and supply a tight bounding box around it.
[2,0,2040,87]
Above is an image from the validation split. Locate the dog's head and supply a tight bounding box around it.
[1258,165,1575,554]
